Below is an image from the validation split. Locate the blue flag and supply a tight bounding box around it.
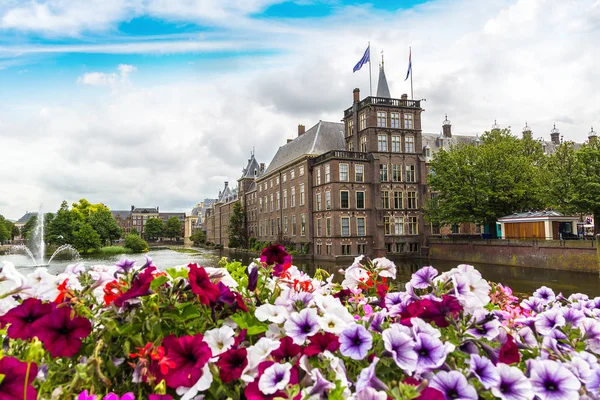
[353,45,370,73]
[404,48,412,81]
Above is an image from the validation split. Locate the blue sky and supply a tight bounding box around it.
[0,0,599,218]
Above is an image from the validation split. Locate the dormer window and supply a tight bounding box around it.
[424,146,431,159]
[253,169,257,176]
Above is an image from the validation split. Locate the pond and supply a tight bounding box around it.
[2,248,599,297]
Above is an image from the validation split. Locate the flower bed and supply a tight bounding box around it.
[1,245,600,399]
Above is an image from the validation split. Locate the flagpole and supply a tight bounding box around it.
[409,46,414,100]
[368,41,372,96]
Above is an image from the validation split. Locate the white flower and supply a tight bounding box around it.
[411,317,441,338]
[318,311,352,334]
[176,364,213,400]
[453,272,490,313]
[0,261,25,295]
[255,304,289,324]
[258,362,292,395]
[203,267,238,288]
[204,326,235,356]
[341,266,370,290]
[0,296,19,316]
[241,337,281,383]
[372,257,397,279]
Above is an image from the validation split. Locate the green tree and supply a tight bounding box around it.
[88,208,122,246]
[0,216,9,243]
[542,142,579,213]
[11,224,20,240]
[73,223,102,253]
[47,201,75,245]
[124,233,148,253]
[131,227,139,236]
[227,201,247,248]
[164,216,182,240]
[189,230,206,246]
[426,128,545,234]
[71,198,109,221]
[20,215,38,240]
[144,218,164,240]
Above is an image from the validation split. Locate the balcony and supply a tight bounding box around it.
[344,96,421,117]
[310,150,372,166]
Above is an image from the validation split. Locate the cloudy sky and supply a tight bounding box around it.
[1,0,599,219]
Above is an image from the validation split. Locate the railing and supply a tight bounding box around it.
[344,96,421,117]
[310,150,372,166]
[429,235,597,249]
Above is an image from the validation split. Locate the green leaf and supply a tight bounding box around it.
[151,275,169,291]
[166,267,188,279]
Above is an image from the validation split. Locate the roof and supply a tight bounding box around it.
[132,207,159,214]
[15,212,37,224]
[217,182,238,203]
[111,210,131,220]
[376,64,391,98]
[262,120,345,177]
[240,154,262,179]
[498,210,579,221]
[159,212,186,219]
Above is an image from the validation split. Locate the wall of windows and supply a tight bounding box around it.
[378,134,388,152]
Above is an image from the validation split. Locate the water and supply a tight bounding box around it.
[2,248,599,297]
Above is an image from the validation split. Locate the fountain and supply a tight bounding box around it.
[9,208,80,268]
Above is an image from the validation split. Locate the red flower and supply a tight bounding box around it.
[270,336,303,362]
[0,298,53,340]
[403,377,445,400]
[303,332,340,357]
[188,264,221,305]
[498,334,520,365]
[0,356,38,400]
[54,278,72,303]
[216,347,248,383]
[150,346,176,376]
[103,280,128,306]
[32,305,92,358]
[399,296,462,328]
[158,333,212,388]
[114,267,156,307]
[260,245,292,268]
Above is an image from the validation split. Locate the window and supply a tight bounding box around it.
[339,163,349,181]
[326,191,331,210]
[378,134,388,152]
[347,141,354,151]
[259,222,263,236]
[284,216,288,233]
[299,184,305,206]
[340,191,349,209]
[377,111,386,127]
[316,168,321,185]
[292,215,297,236]
[379,164,388,181]
[259,198,263,213]
[276,192,280,210]
[291,187,296,207]
[394,191,403,209]
[299,166,305,176]
[276,176,280,185]
[391,112,400,128]
[357,217,366,236]
[283,189,288,208]
[341,244,352,255]
[395,217,404,235]
[407,191,417,209]
[406,165,416,182]
[271,219,274,235]
[404,113,414,129]
[359,112,366,130]
[347,120,354,137]
[356,191,365,209]
[392,164,402,182]
[384,217,392,235]
[326,218,331,236]
[326,244,332,255]
[283,173,287,183]
[355,164,364,182]
[405,136,415,153]
[270,179,273,188]
[408,216,418,235]
[325,164,331,183]
[317,218,322,237]
[316,244,322,254]
[357,244,367,254]
[432,223,441,235]
[316,193,322,211]
[269,194,273,211]
[391,135,401,152]
[341,217,350,236]
[360,135,367,152]
[301,214,306,236]
[425,147,431,159]
[381,191,390,209]
[277,217,281,234]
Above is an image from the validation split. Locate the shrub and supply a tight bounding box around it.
[124,233,148,253]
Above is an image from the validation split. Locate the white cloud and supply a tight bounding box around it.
[77,64,137,86]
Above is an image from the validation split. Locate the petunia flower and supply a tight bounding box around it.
[32,305,92,358]
[113,266,156,307]
[498,334,520,365]
[77,390,98,400]
[204,325,235,356]
[410,266,438,289]
[303,332,340,357]
[115,258,136,274]
[491,363,534,400]
[217,347,248,383]
[382,324,417,374]
[467,309,500,340]
[413,333,454,374]
[403,377,445,400]
[255,304,289,324]
[0,297,53,340]
[469,354,499,390]
[0,356,38,400]
[270,336,302,362]
[430,370,477,400]
[372,257,397,279]
[157,333,212,389]
[258,362,293,395]
[534,308,566,336]
[247,263,259,291]
[283,308,320,345]
[148,395,173,400]
[529,359,581,400]
[188,264,221,305]
[305,368,335,397]
[175,363,213,400]
[355,357,388,392]
[533,286,556,303]
[354,388,388,400]
[339,323,373,360]
[103,393,134,400]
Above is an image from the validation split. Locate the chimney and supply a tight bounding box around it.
[353,88,360,103]
[589,126,597,144]
[550,124,560,145]
[522,122,532,139]
[131,205,134,212]
[287,139,292,143]
[224,181,229,188]
[157,206,159,212]
[260,163,265,171]
[442,114,452,138]
[401,93,408,100]
[298,124,305,136]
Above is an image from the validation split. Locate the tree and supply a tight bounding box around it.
[73,223,102,253]
[542,142,579,214]
[88,209,122,245]
[0,216,9,243]
[131,227,139,236]
[71,199,109,221]
[144,218,164,240]
[47,201,75,246]
[11,224,19,240]
[164,216,182,240]
[20,215,38,240]
[189,230,207,246]
[124,234,148,253]
[571,141,600,234]
[426,128,545,235]
[227,201,247,248]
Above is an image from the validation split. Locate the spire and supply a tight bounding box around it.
[376,61,391,98]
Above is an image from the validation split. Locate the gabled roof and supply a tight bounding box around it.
[159,212,186,219]
[111,210,131,220]
[262,121,344,177]
[16,212,37,224]
[376,64,391,98]
[132,207,159,214]
[240,154,262,179]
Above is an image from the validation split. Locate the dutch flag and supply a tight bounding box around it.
[404,48,412,81]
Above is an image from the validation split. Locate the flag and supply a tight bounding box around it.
[404,48,412,81]
[353,45,370,73]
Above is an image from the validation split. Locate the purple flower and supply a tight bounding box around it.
[260,245,292,269]
[410,266,438,289]
[356,357,388,392]
[103,393,134,400]
[586,367,600,393]
[339,323,373,360]
[283,308,319,345]
[354,388,388,400]
[115,259,136,274]
[430,370,477,400]
[491,363,533,400]
[258,362,292,395]
[77,390,97,400]
[369,311,385,333]
[529,359,581,400]
[247,264,259,291]
[467,310,500,340]
[414,333,453,374]
[534,308,565,336]
[533,286,556,303]
[0,298,53,340]
[521,297,544,313]
[306,368,334,397]
[382,324,417,374]
[469,354,499,390]
[561,307,584,327]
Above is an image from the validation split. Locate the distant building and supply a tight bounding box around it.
[497,211,579,240]
[14,212,37,231]
[159,212,186,239]
[111,210,133,236]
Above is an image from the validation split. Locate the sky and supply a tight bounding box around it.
[1,0,599,220]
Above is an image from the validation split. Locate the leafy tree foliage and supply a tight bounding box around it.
[164,216,182,240]
[124,233,148,253]
[46,201,75,246]
[20,215,38,240]
[189,230,206,246]
[73,223,102,253]
[88,208,122,245]
[0,215,10,243]
[227,201,247,248]
[71,199,109,221]
[144,218,164,240]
